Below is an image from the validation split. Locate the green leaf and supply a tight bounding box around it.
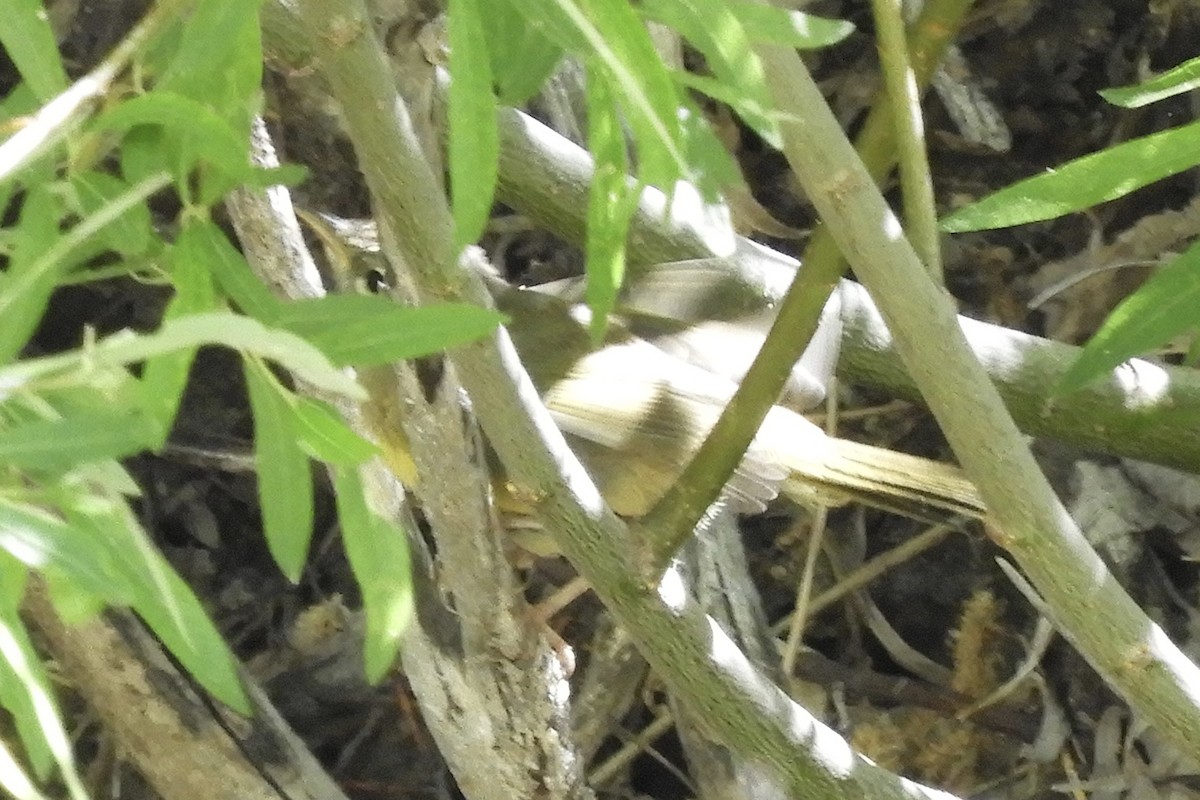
[69,171,153,257]
[57,492,249,714]
[182,218,281,321]
[245,359,314,583]
[0,312,365,400]
[0,407,160,470]
[0,550,28,610]
[333,467,411,683]
[0,740,52,800]
[0,496,128,602]
[0,0,69,102]
[488,1,564,105]
[673,97,745,205]
[0,609,84,796]
[91,91,252,189]
[237,163,309,190]
[157,0,264,115]
[41,569,106,625]
[1100,56,1200,108]
[941,118,1200,231]
[0,554,58,787]
[585,67,638,341]
[1057,240,1200,394]
[640,0,780,148]
[140,219,218,433]
[0,171,170,365]
[0,184,65,365]
[725,1,854,49]
[273,295,504,366]
[0,383,159,474]
[0,82,65,190]
[119,124,170,186]
[671,70,780,164]
[448,0,500,251]
[291,397,378,466]
[505,0,687,188]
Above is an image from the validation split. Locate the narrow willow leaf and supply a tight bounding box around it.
[0,185,64,365]
[488,0,564,104]
[1100,56,1200,108]
[640,0,780,148]
[448,0,500,251]
[672,95,746,207]
[333,467,412,683]
[941,118,1200,231]
[0,408,160,470]
[585,66,635,342]
[725,1,854,49]
[274,295,504,366]
[0,172,169,365]
[0,0,69,101]
[140,220,218,433]
[238,163,309,190]
[0,384,159,473]
[58,490,249,714]
[185,218,281,321]
[0,735,50,800]
[1058,240,1200,395]
[157,0,263,114]
[505,0,686,186]
[585,1,683,190]
[245,359,314,583]
[119,125,169,187]
[0,550,27,610]
[291,397,378,466]
[69,172,153,257]
[91,91,252,187]
[0,496,127,602]
[0,312,364,400]
[0,610,85,796]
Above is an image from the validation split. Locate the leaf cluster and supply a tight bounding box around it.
[941,56,1200,393]
[0,2,500,794]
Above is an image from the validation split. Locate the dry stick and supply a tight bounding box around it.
[753,34,1200,759]
[286,1,963,798]
[23,580,351,800]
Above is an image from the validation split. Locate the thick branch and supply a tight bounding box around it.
[279,2,964,798]
[754,34,1200,759]
[487,106,1200,472]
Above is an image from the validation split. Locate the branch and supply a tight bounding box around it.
[275,2,968,798]
[754,30,1200,759]
[486,104,1200,473]
[228,118,587,800]
[23,580,350,800]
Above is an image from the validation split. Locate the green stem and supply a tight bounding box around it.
[870,0,942,282]
[280,1,973,796]
[759,27,1200,763]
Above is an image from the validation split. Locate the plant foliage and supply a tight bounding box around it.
[0,1,502,793]
[940,56,1200,394]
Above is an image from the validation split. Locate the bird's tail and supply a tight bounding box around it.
[765,409,987,520]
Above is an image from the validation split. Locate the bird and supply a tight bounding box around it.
[300,210,986,533]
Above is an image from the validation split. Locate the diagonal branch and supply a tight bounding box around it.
[753,29,1200,760]
[278,2,970,798]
